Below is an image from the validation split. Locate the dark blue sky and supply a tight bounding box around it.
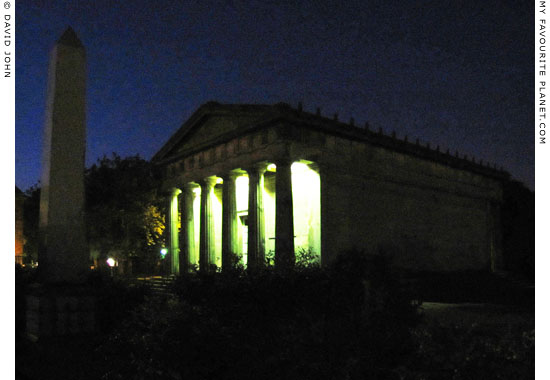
[15,0,533,191]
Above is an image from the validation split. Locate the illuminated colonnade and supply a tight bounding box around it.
[167,160,321,273]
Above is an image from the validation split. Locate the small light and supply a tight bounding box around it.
[216,177,223,184]
[267,163,276,172]
[106,258,115,267]
[160,248,168,257]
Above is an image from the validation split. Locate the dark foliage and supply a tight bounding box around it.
[16,253,533,380]
[98,251,420,380]
[87,270,149,334]
[85,153,165,270]
[409,321,534,380]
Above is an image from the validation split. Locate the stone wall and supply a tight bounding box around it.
[290,130,503,272]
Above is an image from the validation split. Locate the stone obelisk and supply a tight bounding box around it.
[38,26,88,284]
[27,27,95,341]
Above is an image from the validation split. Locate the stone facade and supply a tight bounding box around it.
[153,102,507,273]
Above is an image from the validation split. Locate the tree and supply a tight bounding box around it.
[85,154,165,273]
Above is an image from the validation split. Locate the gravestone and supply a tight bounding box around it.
[26,27,95,341]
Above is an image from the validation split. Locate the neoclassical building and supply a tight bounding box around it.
[153,102,508,274]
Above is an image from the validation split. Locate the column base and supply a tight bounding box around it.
[26,283,97,342]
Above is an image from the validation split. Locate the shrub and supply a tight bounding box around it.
[408,323,534,379]
[88,270,149,333]
[98,250,421,379]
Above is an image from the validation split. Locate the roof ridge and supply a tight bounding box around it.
[275,101,509,179]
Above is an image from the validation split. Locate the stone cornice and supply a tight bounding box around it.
[153,102,510,182]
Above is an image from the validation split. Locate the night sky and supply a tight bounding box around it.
[15,0,533,191]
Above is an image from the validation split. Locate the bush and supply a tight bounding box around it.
[88,270,149,333]
[408,322,534,379]
[98,250,420,379]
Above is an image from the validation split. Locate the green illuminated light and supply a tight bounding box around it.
[191,188,201,265]
[235,175,249,212]
[291,162,309,172]
[213,186,223,267]
[291,162,321,261]
[170,191,180,273]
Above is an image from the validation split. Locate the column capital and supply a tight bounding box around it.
[273,157,293,167]
[245,162,268,176]
[220,169,241,181]
[183,182,199,194]
[200,176,218,189]
[160,187,180,198]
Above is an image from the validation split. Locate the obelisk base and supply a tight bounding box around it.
[26,283,96,342]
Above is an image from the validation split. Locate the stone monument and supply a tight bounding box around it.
[26,27,95,340]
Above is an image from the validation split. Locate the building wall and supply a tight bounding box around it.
[299,132,503,272]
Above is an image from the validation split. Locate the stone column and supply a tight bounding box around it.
[167,188,182,275]
[318,162,329,265]
[222,171,239,270]
[199,177,217,271]
[180,184,197,273]
[247,164,267,270]
[275,159,295,269]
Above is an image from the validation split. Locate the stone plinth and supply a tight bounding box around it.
[26,284,96,342]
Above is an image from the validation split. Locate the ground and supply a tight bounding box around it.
[15,271,534,380]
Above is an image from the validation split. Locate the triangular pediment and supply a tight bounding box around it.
[153,103,275,162]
